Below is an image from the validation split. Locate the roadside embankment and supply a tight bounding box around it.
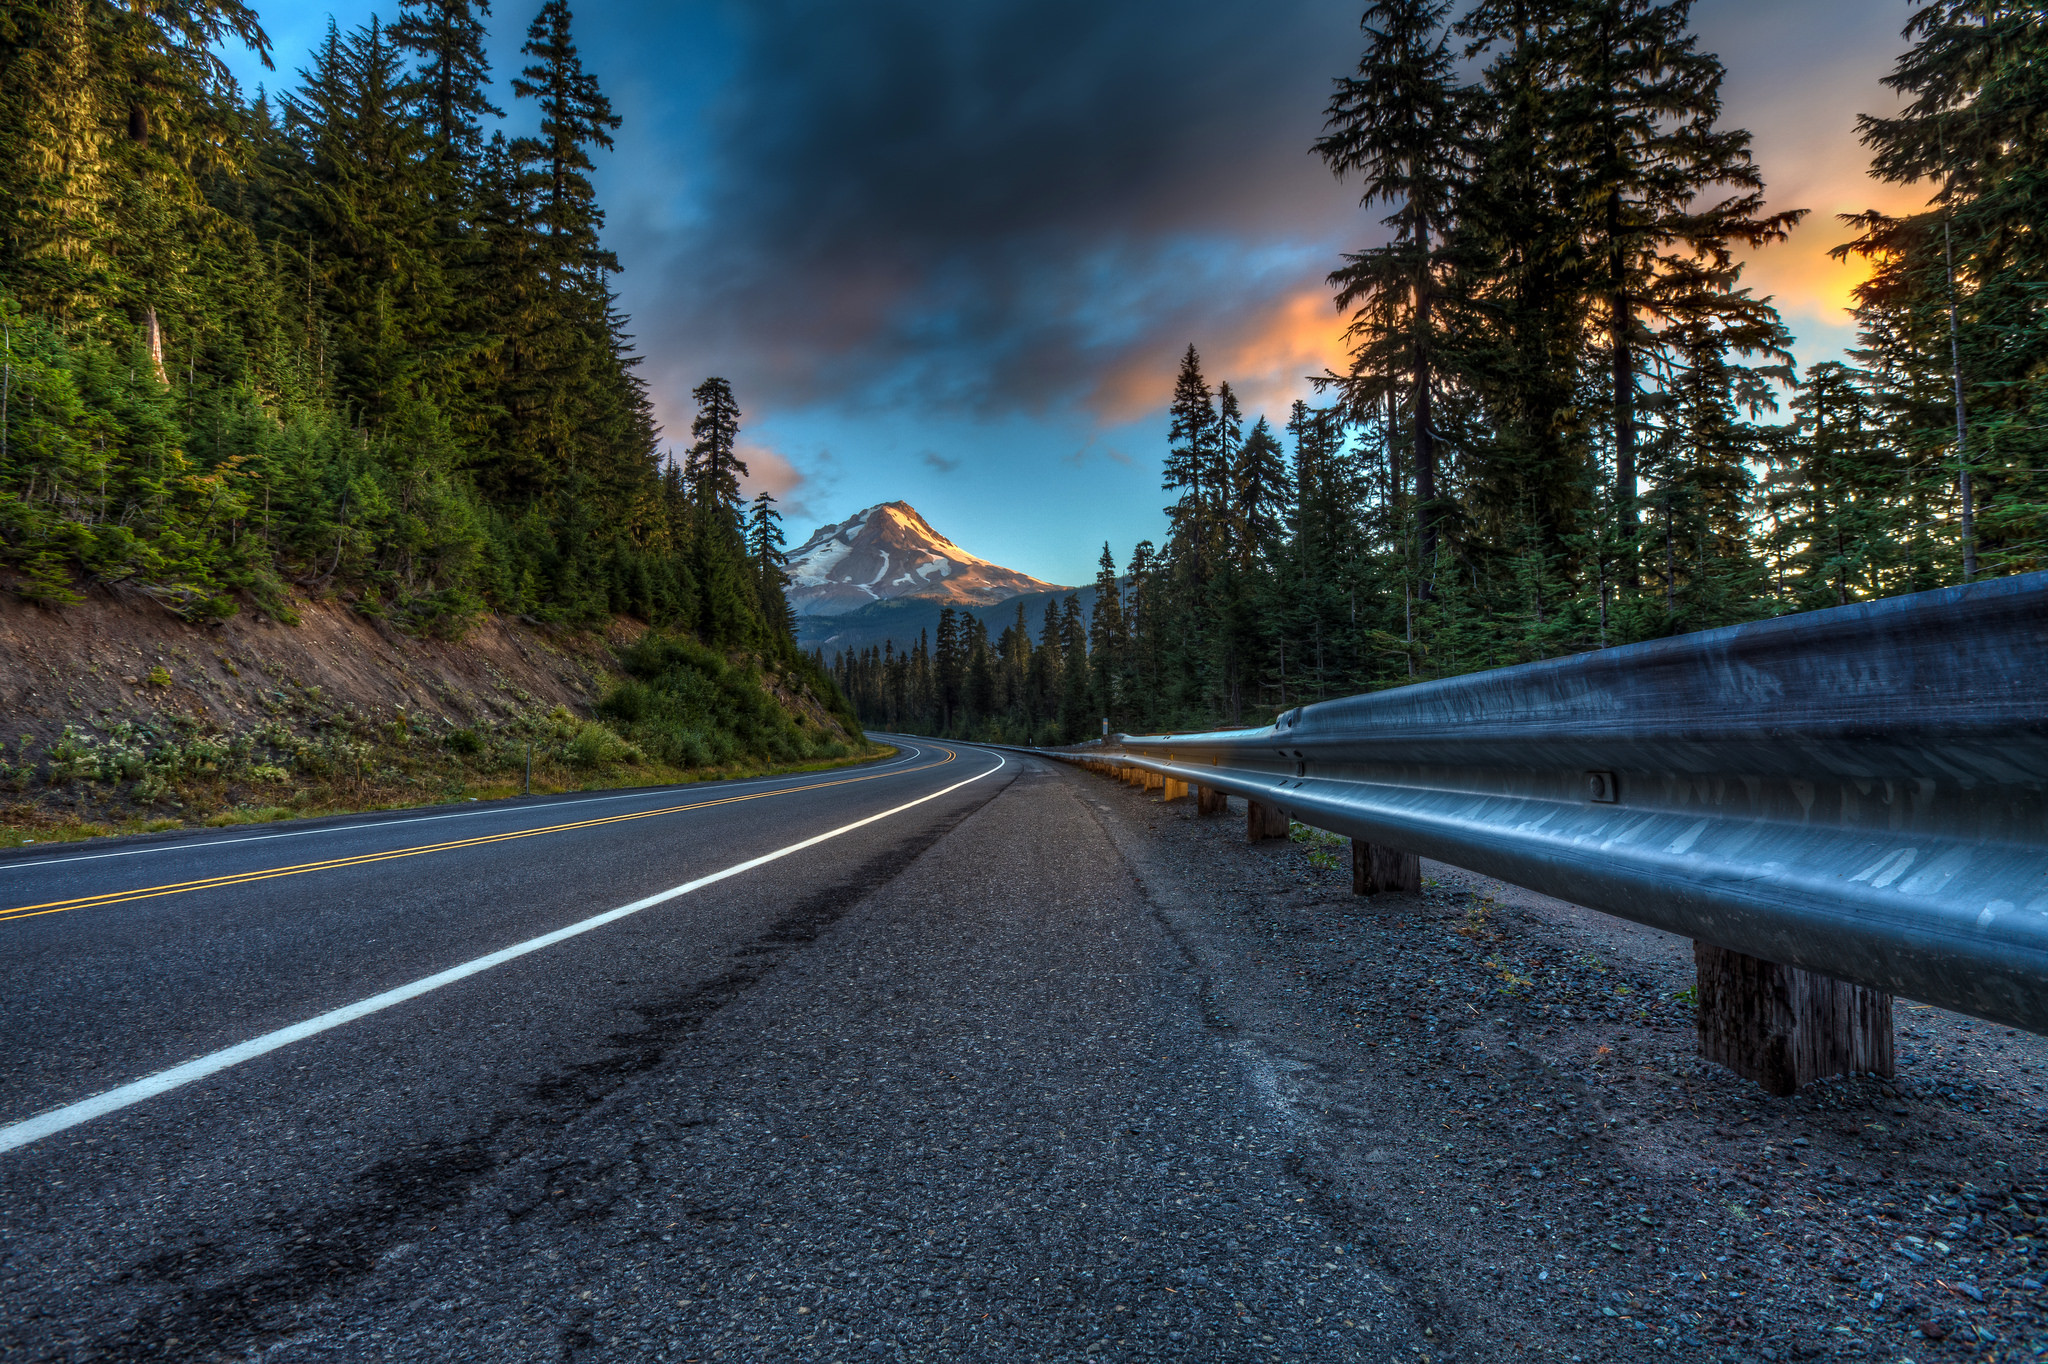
[0,587,869,846]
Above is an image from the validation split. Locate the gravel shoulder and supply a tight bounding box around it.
[1083,765,2048,1364]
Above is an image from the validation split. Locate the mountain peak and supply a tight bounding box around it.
[786,502,1063,617]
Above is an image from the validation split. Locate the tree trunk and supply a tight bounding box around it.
[1611,248,1637,588]
[144,307,168,386]
[1413,278,1437,594]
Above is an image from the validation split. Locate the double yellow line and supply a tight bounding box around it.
[0,749,955,926]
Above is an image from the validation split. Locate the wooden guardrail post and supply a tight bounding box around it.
[1694,942,1894,1095]
[1350,840,1420,895]
[1161,778,1188,802]
[1196,785,1227,816]
[1246,800,1289,841]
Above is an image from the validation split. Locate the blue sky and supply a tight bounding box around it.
[221,0,1927,586]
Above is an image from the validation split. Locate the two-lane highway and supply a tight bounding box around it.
[0,738,1411,1362]
[0,740,996,1146]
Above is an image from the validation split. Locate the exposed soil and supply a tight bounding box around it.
[1085,768,2048,1364]
[0,585,860,838]
[0,583,626,744]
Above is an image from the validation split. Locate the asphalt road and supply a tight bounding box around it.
[0,740,1412,1362]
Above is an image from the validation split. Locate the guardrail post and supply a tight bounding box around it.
[1350,840,1421,895]
[1246,800,1289,842]
[1693,942,1895,1096]
[1196,785,1227,816]
[1162,778,1188,802]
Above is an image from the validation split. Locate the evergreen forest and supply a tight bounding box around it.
[833,0,2045,745]
[0,0,808,678]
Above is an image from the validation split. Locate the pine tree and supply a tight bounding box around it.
[685,376,747,516]
[746,490,790,629]
[1232,415,1288,562]
[1541,0,1803,579]
[281,16,444,425]
[1773,361,1901,608]
[1089,543,1125,725]
[1162,344,1218,580]
[1057,593,1090,741]
[391,0,500,173]
[1451,0,1597,559]
[473,0,629,499]
[934,606,964,733]
[0,0,269,327]
[1316,0,1470,577]
[1835,0,2048,579]
[510,0,619,282]
[1212,381,1244,561]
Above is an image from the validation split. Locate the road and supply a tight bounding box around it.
[0,739,1412,1362]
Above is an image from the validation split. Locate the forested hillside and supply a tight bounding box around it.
[0,0,803,662]
[0,0,869,832]
[835,0,2045,745]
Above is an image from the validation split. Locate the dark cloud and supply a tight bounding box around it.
[620,0,1366,423]
[922,451,961,473]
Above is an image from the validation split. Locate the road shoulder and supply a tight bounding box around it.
[1066,759,2048,1363]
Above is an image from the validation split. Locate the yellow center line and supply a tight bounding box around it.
[0,749,958,925]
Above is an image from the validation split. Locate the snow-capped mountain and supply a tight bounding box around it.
[785,502,1064,617]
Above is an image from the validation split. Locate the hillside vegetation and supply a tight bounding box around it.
[0,588,863,846]
[0,0,869,832]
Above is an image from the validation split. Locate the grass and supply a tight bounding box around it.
[1289,819,1347,872]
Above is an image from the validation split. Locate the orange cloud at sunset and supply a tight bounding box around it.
[1212,289,1355,419]
[1732,178,1926,355]
[1705,8,1924,363]
[1089,286,1352,429]
[736,441,808,502]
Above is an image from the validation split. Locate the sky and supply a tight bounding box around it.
[221,0,1934,588]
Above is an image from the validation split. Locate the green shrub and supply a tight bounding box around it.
[596,680,650,724]
[601,632,842,771]
[564,721,638,768]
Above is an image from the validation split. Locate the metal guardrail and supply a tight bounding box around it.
[1031,573,2048,1035]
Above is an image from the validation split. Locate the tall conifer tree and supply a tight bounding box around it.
[686,376,747,517]
[392,0,500,173]
[1316,0,1470,579]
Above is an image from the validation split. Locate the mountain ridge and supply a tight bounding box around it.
[792,583,1106,657]
[785,501,1065,616]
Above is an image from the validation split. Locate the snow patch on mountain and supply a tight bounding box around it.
[785,501,1063,616]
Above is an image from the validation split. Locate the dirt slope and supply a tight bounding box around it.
[0,587,626,745]
[0,587,858,838]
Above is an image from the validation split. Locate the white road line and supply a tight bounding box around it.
[0,743,921,873]
[0,747,999,1155]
